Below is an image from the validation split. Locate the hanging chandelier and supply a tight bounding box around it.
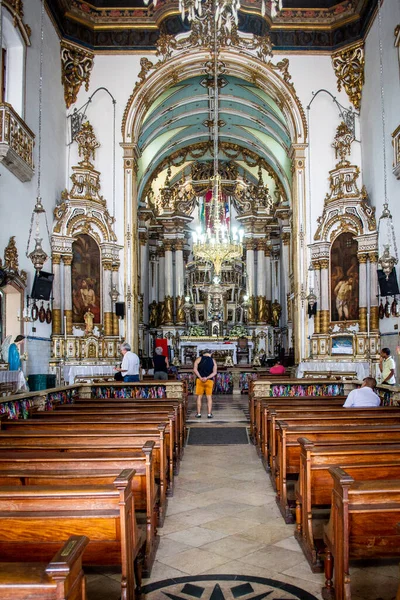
[376,0,398,280]
[26,0,50,272]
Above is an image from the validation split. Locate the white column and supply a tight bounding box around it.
[320,259,329,334]
[140,237,149,324]
[52,255,61,335]
[281,234,290,325]
[257,240,266,324]
[265,247,272,303]
[63,255,72,335]
[175,241,185,298]
[158,251,165,303]
[164,240,174,324]
[246,240,256,324]
[102,263,113,335]
[369,253,379,331]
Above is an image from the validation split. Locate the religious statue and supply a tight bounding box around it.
[271,300,282,327]
[224,353,234,367]
[84,309,94,335]
[8,335,25,370]
[149,301,158,328]
[4,237,19,272]
[206,283,226,322]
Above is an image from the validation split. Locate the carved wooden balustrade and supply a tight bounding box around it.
[0,102,35,182]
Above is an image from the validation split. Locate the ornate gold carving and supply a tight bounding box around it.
[0,103,35,182]
[113,313,119,337]
[319,259,329,270]
[358,254,368,264]
[64,309,73,335]
[136,57,156,87]
[332,122,353,165]
[256,295,267,324]
[149,301,158,328]
[52,308,62,335]
[319,310,330,334]
[63,255,73,266]
[4,236,18,272]
[75,121,100,167]
[103,312,113,336]
[271,300,282,327]
[158,301,165,326]
[52,254,61,265]
[368,252,378,263]
[359,306,367,332]
[164,296,174,324]
[3,0,31,44]
[370,305,379,331]
[164,241,173,252]
[314,309,320,334]
[281,231,290,245]
[175,240,184,252]
[247,296,256,324]
[60,41,94,109]
[332,41,364,110]
[176,295,186,325]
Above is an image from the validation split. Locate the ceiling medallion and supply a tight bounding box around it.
[331,41,364,110]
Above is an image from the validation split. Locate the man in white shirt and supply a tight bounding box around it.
[115,342,140,382]
[379,348,396,385]
[343,377,380,407]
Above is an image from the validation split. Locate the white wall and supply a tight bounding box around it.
[0,0,66,368]
[361,0,400,359]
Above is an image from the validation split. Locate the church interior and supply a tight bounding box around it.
[1,0,400,598]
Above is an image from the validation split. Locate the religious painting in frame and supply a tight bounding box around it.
[330,232,359,322]
[72,234,101,324]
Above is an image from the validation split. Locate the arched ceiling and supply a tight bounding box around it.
[137,75,292,203]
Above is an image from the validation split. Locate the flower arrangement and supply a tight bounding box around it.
[229,324,249,337]
[188,325,206,337]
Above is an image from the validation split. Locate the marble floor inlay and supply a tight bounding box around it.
[85,394,400,600]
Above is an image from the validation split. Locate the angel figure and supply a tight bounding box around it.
[1,335,12,364]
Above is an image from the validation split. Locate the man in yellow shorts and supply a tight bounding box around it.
[193,349,218,418]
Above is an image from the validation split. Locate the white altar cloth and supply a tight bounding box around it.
[296,361,369,380]
[180,341,238,364]
[64,365,115,385]
[0,370,27,391]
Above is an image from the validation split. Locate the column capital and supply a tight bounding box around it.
[256,239,266,251]
[319,259,329,269]
[358,254,368,264]
[175,240,184,251]
[102,261,113,270]
[312,260,321,270]
[368,252,378,263]
[245,240,256,251]
[164,240,174,252]
[281,231,291,245]
[63,255,73,266]
[52,254,62,265]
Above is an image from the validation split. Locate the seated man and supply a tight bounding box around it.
[343,377,380,407]
[269,360,286,375]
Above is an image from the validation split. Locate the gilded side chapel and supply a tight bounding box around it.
[0,0,400,597]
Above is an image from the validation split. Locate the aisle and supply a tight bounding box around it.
[86,395,400,600]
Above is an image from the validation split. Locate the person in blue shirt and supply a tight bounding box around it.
[8,335,25,371]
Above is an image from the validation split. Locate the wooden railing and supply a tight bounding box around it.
[0,102,35,182]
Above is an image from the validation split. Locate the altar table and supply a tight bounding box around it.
[180,341,238,364]
[64,365,115,385]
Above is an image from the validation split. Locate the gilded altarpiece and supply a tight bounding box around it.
[309,123,379,363]
[51,122,122,372]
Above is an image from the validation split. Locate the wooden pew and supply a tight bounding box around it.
[275,422,400,523]
[0,444,158,576]
[322,467,400,600]
[267,407,400,474]
[0,426,169,524]
[294,438,400,571]
[0,535,89,600]
[254,396,346,451]
[0,469,145,600]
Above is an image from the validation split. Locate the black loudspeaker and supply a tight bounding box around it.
[31,270,54,300]
[378,269,400,296]
[115,302,125,318]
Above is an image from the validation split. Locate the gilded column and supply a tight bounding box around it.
[164,240,174,325]
[265,244,272,323]
[369,252,379,331]
[313,261,321,334]
[319,259,330,334]
[140,233,149,325]
[358,254,367,332]
[246,240,256,324]
[256,240,267,324]
[175,240,185,325]
[52,254,62,335]
[103,261,113,336]
[158,247,165,326]
[63,255,73,334]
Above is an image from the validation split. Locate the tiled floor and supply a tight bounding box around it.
[86,394,400,600]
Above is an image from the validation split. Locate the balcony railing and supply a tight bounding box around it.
[0,103,35,182]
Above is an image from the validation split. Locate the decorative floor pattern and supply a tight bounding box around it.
[143,574,319,600]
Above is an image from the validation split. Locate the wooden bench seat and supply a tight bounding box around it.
[275,422,400,523]
[0,469,145,600]
[0,426,169,523]
[322,467,400,600]
[294,438,400,571]
[0,445,159,576]
[0,535,89,600]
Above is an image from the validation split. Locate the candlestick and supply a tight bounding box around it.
[64,315,67,341]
